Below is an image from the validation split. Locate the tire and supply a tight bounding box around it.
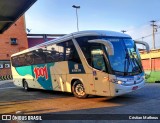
[72,80,88,99]
[23,80,29,91]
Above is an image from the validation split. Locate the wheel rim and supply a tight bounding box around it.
[75,83,85,96]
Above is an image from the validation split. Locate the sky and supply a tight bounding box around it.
[25,0,160,49]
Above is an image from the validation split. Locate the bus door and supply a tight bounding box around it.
[91,46,110,96]
[50,62,67,92]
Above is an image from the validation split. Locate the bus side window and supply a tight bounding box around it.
[65,40,81,64]
[45,44,62,63]
[45,50,56,63]
[25,52,35,65]
[11,57,19,67]
[91,47,107,72]
[12,55,27,67]
[57,42,65,61]
[33,50,46,64]
[18,55,26,66]
[76,36,108,72]
[81,47,92,66]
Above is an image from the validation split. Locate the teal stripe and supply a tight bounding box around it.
[15,63,54,90]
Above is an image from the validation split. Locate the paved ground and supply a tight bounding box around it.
[0,80,160,123]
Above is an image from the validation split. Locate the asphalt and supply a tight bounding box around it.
[0,81,160,123]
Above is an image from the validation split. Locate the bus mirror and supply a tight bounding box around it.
[88,39,114,55]
[134,40,150,53]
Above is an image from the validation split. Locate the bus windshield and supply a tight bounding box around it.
[76,36,142,76]
[105,38,142,76]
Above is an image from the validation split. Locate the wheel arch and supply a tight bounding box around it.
[22,78,26,87]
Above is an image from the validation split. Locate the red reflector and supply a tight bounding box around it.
[132,86,138,90]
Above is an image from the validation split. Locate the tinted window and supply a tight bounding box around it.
[18,55,26,66]
[76,36,98,66]
[91,46,107,72]
[65,40,81,63]
[76,36,108,72]
[45,44,60,62]
[57,42,65,61]
[11,40,82,67]
[11,57,19,67]
[32,49,46,64]
[25,52,35,65]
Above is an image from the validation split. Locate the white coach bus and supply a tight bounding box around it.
[11,30,149,98]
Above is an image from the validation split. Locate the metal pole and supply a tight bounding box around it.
[150,20,156,49]
[75,8,79,31]
[72,5,80,32]
[153,24,155,49]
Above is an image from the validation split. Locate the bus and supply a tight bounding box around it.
[11,30,149,98]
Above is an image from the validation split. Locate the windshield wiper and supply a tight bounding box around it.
[124,52,130,76]
[124,49,142,75]
[128,50,142,73]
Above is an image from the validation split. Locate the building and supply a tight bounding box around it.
[0,16,28,77]
[140,49,160,82]
[27,34,65,48]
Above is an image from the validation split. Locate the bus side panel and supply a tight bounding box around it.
[50,62,68,92]
[11,66,42,89]
[12,66,24,87]
[49,60,94,94]
[49,61,88,93]
[12,63,55,90]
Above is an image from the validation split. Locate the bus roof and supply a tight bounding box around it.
[11,30,131,57]
[72,30,131,38]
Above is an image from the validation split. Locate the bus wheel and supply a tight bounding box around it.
[72,80,88,99]
[23,80,29,91]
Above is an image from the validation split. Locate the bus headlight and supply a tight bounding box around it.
[110,79,125,85]
[117,80,123,84]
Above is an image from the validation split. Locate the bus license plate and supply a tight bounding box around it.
[132,86,138,90]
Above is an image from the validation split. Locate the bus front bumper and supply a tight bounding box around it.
[113,80,145,96]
